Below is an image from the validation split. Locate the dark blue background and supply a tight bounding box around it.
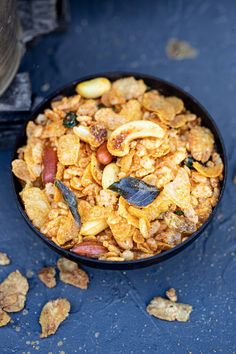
[0,1,235,353]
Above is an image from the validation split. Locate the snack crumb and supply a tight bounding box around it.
[58,340,63,347]
[26,270,34,279]
[57,258,89,289]
[39,298,70,338]
[147,292,192,322]
[38,267,56,288]
[0,252,10,266]
[166,288,177,302]
[166,38,198,60]
[95,331,100,338]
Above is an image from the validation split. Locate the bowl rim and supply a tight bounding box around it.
[11,71,228,269]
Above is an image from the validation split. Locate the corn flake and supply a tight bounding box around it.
[57,134,80,165]
[12,159,33,182]
[40,298,70,338]
[107,212,133,250]
[20,187,50,228]
[147,296,192,322]
[0,309,11,327]
[142,91,175,123]
[95,108,127,130]
[112,77,147,100]
[193,161,223,178]
[0,252,10,266]
[0,270,29,313]
[189,126,214,163]
[57,258,89,289]
[38,267,56,288]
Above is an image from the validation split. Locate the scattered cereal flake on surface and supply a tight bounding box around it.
[39,298,70,338]
[166,288,178,302]
[38,267,56,288]
[146,296,192,322]
[0,252,10,266]
[57,258,89,289]
[0,308,11,327]
[166,38,198,60]
[0,270,29,312]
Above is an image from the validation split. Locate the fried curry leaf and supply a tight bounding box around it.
[108,177,159,207]
[174,210,184,216]
[184,156,194,169]
[55,180,81,227]
[63,111,78,128]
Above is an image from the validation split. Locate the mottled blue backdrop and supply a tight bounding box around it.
[0,0,235,353]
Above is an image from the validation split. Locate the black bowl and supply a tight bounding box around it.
[12,72,227,270]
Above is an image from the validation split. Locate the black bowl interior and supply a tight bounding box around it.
[12,72,227,270]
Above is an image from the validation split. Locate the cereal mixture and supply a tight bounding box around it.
[12,76,224,261]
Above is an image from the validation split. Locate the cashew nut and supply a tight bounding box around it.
[80,219,108,236]
[107,120,165,157]
[102,163,119,189]
[73,124,107,148]
[76,77,111,98]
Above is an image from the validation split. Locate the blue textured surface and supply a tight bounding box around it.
[0,0,236,353]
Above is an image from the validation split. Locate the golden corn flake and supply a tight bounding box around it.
[90,154,102,185]
[12,159,33,183]
[168,114,187,128]
[24,143,41,179]
[95,108,128,130]
[193,161,223,178]
[77,99,98,116]
[112,77,147,100]
[26,121,43,138]
[0,309,11,327]
[51,95,81,111]
[189,126,214,163]
[119,99,142,121]
[164,212,196,234]
[0,252,10,266]
[147,296,192,322]
[40,298,70,338]
[0,270,29,313]
[163,168,192,210]
[142,91,175,123]
[56,212,80,246]
[57,257,89,289]
[107,212,133,250]
[165,96,184,114]
[20,187,50,228]
[38,267,56,288]
[118,197,139,228]
[57,134,80,165]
